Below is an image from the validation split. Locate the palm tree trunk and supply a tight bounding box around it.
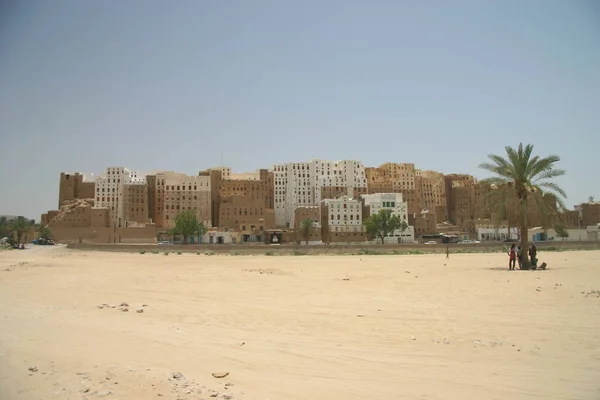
[520,197,531,269]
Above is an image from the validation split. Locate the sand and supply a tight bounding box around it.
[1,246,599,400]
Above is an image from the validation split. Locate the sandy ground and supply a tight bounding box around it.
[1,247,599,400]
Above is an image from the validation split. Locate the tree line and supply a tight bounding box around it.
[0,216,52,246]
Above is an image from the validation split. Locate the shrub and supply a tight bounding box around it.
[139,250,146,254]
[356,249,385,255]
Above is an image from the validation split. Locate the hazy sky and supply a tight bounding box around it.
[1,0,599,220]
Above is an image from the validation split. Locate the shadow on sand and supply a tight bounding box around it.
[488,266,549,271]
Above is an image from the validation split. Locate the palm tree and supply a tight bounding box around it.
[479,143,566,269]
[299,218,315,245]
[9,216,34,245]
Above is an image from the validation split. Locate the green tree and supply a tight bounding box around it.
[39,226,53,240]
[398,220,409,244]
[479,143,566,269]
[9,216,34,245]
[0,216,9,239]
[172,210,201,244]
[299,218,315,245]
[196,221,208,244]
[555,224,569,241]
[363,209,402,244]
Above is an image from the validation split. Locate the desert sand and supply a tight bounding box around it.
[1,246,599,400]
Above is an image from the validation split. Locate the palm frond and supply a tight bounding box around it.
[479,176,511,187]
[537,181,567,200]
[527,155,562,181]
[533,168,566,183]
[529,190,554,229]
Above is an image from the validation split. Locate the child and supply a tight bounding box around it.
[446,246,450,259]
[517,245,522,269]
[529,243,538,268]
[508,244,516,270]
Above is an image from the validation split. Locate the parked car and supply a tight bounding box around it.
[32,238,55,245]
[158,241,172,245]
[424,240,438,245]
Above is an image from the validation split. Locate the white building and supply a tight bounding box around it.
[322,195,366,243]
[95,167,146,227]
[272,160,367,228]
[361,193,415,243]
[476,227,515,241]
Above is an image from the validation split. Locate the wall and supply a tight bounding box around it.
[51,226,156,243]
[528,228,598,242]
[409,212,437,237]
[202,230,240,245]
[217,196,275,241]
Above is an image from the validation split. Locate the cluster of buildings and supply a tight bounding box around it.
[40,160,600,244]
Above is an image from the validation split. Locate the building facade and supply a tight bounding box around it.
[147,171,211,229]
[321,195,366,243]
[58,172,96,208]
[94,167,146,227]
[272,160,367,228]
[361,193,415,243]
[200,167,274,231]
[294,206,322,244]
[365,163,422,215]
[580,202,600,227]
[416,170,447,221]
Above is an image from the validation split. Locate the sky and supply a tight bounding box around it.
[1,0,599,220]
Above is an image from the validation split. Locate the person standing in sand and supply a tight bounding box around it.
[446,246,450,259]
[508,244,516,270]
[529,243,538,268]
